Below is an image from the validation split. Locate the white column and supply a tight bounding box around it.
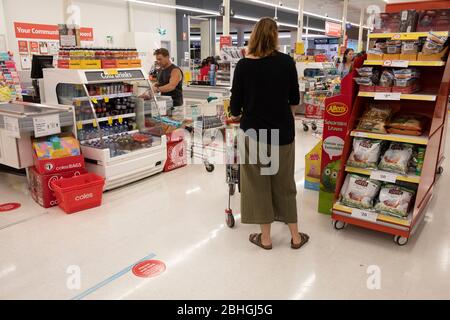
[358,7,364,52]
[62,0,73,24]
[341,0,349,48]
[128,1,135,33]
[223,0,230,36]
[0,0,9,51]
[200,20,211,60]
[296,0,305,43]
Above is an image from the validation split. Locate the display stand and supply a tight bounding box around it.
[42,68,167,190]
[0,102,74,169]
[317,56,363,214]
[331,32,450,245]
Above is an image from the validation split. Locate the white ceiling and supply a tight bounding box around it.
[236,0,427,24]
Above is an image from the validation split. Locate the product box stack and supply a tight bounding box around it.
[373,10,419,34]
[417,9,450,32]
[28,135,86,208]
[0,52,22,102]
[57,47,141,70]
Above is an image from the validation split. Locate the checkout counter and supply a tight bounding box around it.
[183,84,230,104]
[0,102,74,169]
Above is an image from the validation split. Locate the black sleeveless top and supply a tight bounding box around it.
[157,64,184,106]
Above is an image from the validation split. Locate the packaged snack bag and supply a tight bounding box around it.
[378,142,414,175]
[340,174,382,209]
[379,69,395,87]
[387,113,428,136]
[375,184,415,218]
[347,138,383,169]
[357,104,393,133]
[416,147,426,176]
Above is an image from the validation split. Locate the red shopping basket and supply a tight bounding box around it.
[51,173,105,214]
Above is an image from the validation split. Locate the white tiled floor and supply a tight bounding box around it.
[1,121,450,300]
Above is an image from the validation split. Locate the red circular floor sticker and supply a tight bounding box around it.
[0,203,21,212]
[132,260,166,278]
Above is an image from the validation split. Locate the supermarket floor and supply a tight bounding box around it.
[1,120,450,300]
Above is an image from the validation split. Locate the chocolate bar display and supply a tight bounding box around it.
[373,10,418,33]
[417,10,450,32]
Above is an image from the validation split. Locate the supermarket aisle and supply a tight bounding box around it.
[0,121,450,300]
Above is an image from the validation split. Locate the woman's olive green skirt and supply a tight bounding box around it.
[239,138,298,224]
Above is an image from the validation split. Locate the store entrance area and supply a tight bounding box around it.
[1,121,450,300]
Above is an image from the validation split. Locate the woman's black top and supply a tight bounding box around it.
[230,51,300,145]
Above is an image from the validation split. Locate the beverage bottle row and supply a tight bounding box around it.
[93,97,136,118]
[75,97,136,120]
[87,83,134,96]
[77,120,137,141]
[58,47,139,61]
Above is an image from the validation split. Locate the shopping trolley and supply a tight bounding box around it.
[299,90,330,134]
[224,119,241,228]
[187,97,226,172]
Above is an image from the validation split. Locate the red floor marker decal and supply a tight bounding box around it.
[132,260,166,278]
[0,203,21,212]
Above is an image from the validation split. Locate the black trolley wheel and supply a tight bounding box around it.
[311,123,317,131]
[226,213,235,228]
[394,235,408,246]
[437,166,444,175]
[303,124,309,132]
[205,163,215,172]
[333,220,346,230]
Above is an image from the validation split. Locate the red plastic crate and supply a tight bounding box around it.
[33,154,85,175]
[51,173,105,214]
[28,166,86,208]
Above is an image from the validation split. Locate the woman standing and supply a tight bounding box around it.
[230,17,309,250]
[337,48,355,78]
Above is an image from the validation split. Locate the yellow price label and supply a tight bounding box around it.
[118,117,123,124]
[105,69,118,75]
[104,96,110,103]
[91,98,98,104]
[74,100,81,107]
[295,42,305,55]
[93,120,98,127]
[77,121,83,130]
[108,117,113,125]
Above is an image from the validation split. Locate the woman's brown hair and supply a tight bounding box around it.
[247,17,279,58]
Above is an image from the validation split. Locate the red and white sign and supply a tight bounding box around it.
[80,27,94,41]
[18,40,28,53]
[0,203,21,212]
[29,41,39,54]
[325,21,342,37]
[15,22,59,40]
[220,35,232,49]
[132,260,166,278]
[14,22,93,41]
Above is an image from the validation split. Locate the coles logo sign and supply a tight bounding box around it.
[75,193,94,201]
[326,103,348,117]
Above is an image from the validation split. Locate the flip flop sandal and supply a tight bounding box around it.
[249,233,272,250]
[291,232,310,249]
